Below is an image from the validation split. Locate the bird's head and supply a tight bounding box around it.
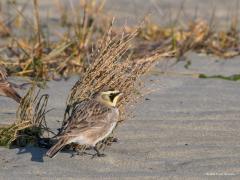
[97,90,123,107]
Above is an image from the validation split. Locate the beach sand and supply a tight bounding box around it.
[1,1,240,179]
[1,53,240,179]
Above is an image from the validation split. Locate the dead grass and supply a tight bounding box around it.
[0,1,238,81]
[137,18,240,60]
[0,0,239,151]
[62,24,175,151]
[0,85,50,147]
[65,25,174,121]
[0,0,108,80]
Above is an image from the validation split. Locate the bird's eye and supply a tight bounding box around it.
[109,93,115,102]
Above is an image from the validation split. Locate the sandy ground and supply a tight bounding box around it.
[0,53,240,179]
[2,0,239,28]
[1,0,240,179]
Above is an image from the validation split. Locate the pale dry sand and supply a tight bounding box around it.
[11,0,240,27]
[0,53,240,179]
[1,1,240,179]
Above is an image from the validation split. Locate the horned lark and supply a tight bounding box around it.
[0,66,22,103]
[46,90,122,158]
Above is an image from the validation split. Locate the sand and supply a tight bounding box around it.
[1,1,240,179]
[0,53,240,179]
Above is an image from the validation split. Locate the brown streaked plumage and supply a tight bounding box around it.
[0,66,22,103]
[46,90,122,158]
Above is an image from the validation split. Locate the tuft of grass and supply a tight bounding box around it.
[0,85,50,147]
[65,25,173,120]
[63,25,174,151]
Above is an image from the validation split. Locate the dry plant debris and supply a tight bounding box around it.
[0,0,239,152]
[137,19,240,60]
[63,25,174,151]
[0,85,50,147]
[0,0,109,80]
[0,1,238,81]
[65,27,173,122]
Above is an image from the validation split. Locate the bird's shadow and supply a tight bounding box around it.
[16,146,47,162]
[15,142,113,162]
[15,146,77,162]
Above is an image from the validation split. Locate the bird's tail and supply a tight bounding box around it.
[46,137,69,158]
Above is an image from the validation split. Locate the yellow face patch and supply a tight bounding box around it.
[99,91,122,107]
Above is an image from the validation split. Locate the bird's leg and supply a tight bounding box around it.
[92,146,105,158]
[71,151,76,158]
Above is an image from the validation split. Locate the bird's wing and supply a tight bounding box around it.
[60,99,91,130]
[59,100,114,137]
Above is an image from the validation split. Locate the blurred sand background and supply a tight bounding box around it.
[0,0,240,179]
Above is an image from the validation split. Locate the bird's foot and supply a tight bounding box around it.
[91,147,106,159]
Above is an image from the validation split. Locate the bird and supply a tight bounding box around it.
[0,66,22,103]
[46,90,122,158]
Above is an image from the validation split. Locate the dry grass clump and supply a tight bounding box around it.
[62,25,174,151]
[65,26,174,122]
[0,85,50,147]
[137,18,240,60]
[0,0,108,80]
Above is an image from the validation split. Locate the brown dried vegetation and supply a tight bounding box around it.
[0,85,50,147]
[0,0,240,151]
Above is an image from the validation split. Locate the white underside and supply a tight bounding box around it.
[70,122,117,146]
